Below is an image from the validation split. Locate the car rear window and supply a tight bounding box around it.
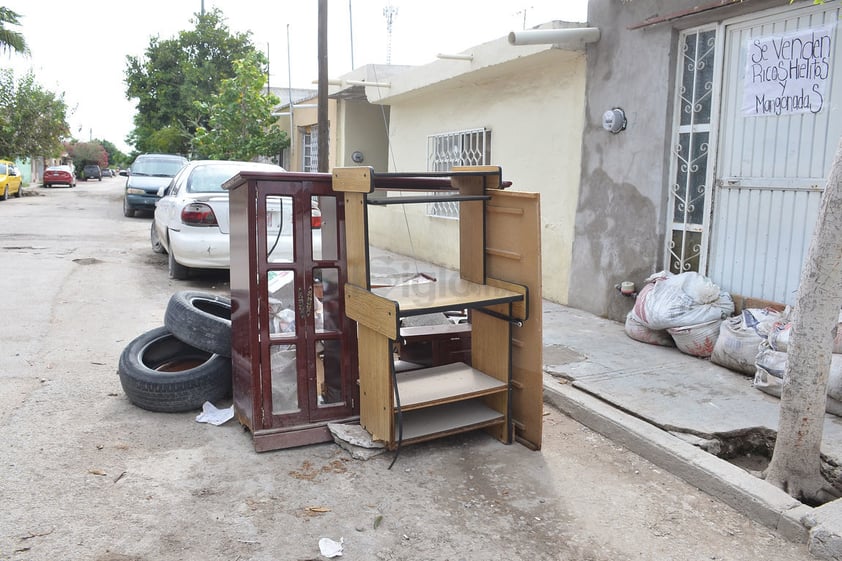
[132,157,187,177]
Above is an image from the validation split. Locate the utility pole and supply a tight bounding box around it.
[515,5,533,30]
[317,0,329,173]
[383,4,398,64]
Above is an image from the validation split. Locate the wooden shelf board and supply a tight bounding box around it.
[372,277,522,315]
[397,362,507,410]
[397,400,504,443]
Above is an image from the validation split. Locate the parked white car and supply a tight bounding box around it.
[152,160,285,279]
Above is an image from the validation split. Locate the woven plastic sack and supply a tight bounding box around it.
[711,308,782,375]
[624,310,675,347]
[753,341,842,416]
[668,319,722,358]
[638,271,734,330]
[768,309,842,354]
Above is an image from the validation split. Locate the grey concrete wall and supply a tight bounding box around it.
[569,0,786,321]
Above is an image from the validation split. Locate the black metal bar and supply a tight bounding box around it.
[367,195,491,205]
[473,307,524,327]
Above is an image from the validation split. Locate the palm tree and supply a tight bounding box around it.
[0,7,29,56]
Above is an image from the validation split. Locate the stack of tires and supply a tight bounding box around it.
[118,291,233,413]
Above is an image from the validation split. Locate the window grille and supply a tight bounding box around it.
[425,128,491,218]
[301,127,319,172]
[666,28,718,274]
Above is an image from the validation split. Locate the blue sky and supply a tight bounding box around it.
[5,0,588,153]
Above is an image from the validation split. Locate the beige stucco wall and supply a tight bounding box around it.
[366,48,586,304]
[276,96,339,172]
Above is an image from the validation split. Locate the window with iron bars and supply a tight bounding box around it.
[425,128,491,218]
[301,126,323,172]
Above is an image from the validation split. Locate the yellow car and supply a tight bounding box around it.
[0,159,22,200]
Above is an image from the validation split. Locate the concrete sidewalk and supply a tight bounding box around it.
[369,247,842,557]
[540,300,842,559]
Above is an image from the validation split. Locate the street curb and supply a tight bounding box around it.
[542,375,810,543]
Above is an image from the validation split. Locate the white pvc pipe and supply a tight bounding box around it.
[507,27,600,46]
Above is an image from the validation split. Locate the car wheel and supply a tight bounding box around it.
[1,186,7,200]
[13,186,21,198]
[150,221,165,254]
[168,247,190,280]
[117,326,232,413]
[165,291,232,357]
[122,197,135,217]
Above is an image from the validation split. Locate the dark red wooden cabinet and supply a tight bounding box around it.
[225,171,359,452]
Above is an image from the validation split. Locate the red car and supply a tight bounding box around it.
[43,165,77,188]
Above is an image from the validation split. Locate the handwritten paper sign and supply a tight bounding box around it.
[743,25,834,116]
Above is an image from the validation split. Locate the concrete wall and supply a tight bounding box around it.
[570,0,785,321]
[368,47,586,305]
[335,100,390,171]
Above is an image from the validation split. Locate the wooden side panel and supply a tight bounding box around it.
[345,283,399,340]
[333,166,374,193]
[344,192,369,288]
[472,303,511,443]
[486,191,543,450]
[357,324,394,444]
[458,178,486,283]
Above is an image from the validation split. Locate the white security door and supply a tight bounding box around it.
[708,3,842,304]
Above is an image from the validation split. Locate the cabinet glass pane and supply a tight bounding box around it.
[270,345,299,413]
[268,270,296,337]
[313,196,338,261]
[313,268,340,334]
[266,195,294,263]
[317,339,344,406]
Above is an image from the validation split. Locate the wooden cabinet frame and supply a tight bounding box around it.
[333,166,544,452]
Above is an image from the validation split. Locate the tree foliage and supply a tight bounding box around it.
[0,7,28,56]
[192,51,289,161]
[0,69,69,159]
[124,8,259,155]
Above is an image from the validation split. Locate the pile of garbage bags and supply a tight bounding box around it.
[624,270,842,415]
[625,271,734,356]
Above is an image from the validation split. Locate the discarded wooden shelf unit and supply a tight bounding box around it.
[333,165,544,453]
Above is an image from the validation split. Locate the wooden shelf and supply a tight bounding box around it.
[397,362,507,411]
[372,277,522,315]
[398,400,505,444]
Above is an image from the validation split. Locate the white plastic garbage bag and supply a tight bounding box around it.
[711,308,782,374]
[634,271,734,331]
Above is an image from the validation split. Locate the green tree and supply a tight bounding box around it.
[67,141,107,177]
[0,7,28,56]
[0,69,69,159]
[124,8,258,155]
[192,51,289,161]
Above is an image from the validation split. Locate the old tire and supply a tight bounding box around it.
[165,291,232,357]
[117,326,231,413]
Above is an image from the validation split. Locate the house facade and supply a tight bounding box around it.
[332,25,588,305]
[573,0,842,320]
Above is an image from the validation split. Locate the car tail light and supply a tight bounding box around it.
[311,214,322,229]
[181,203,218,226]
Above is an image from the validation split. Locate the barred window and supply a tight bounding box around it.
[425,128,491,218]
[301,126,320,172]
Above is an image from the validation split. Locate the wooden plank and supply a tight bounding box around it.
[357,325,394,444]
[398,400,504,444]
[332,166,374,193]
[486,190,543,450]
[452,165,503,190]
[397,362,507,410]
[344,192,369,287]
[372,277,521,314]
[344,283,399,340]
[486,277,528,321]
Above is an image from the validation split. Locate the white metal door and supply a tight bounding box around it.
[708,3,842,304]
